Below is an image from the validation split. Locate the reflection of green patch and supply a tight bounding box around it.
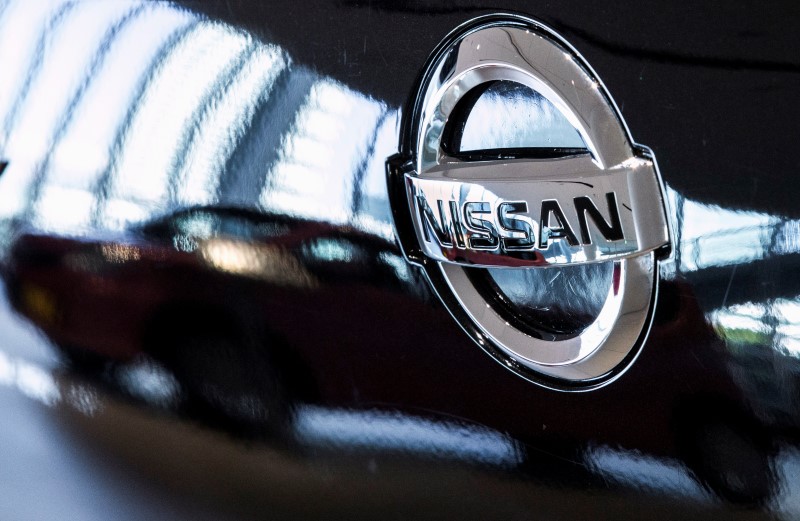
[715,326,771,347]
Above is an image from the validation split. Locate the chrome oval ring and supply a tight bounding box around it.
[390,14,669,388]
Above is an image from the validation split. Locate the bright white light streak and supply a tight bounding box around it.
[294,405,520,467]
[679,198,775,272]
[116,359,180,407]
[775,298,800,324]
[103,22,253,226]
[0,350,60,407]
[260,80,385,223]
[0,0,75,221]
[776,221,800,256]
[176,44,288,205]
[710,298,800,357]
[780,337,800,357]
[359,110,399,207]
[35,4,196,231]
[586,445,708,500]
[350,109,399,241]
[711,308,770,336]
[48,4,195,186]
[0,0,73,146]
[33,185,96,233]
[460,89,584,150]
[100,198,152,231]
[379,250,413,283]
[5,1,138,160]
[0,348,105,414]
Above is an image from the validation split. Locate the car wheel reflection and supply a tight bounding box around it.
[144,305,294,440]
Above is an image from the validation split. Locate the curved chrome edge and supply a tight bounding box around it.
[441,254,653,378]
[387,13,671,389]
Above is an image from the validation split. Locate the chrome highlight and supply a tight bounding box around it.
[408,155,667,267]
[390,16,671,385]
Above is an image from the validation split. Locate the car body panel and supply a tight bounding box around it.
[0,0,798,518]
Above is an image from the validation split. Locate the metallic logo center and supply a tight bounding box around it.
[388,15,671,388]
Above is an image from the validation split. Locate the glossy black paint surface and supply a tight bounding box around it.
[0,1,798,518]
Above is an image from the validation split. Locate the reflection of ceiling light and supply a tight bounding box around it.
[116,359,180,407]
[674,191,800,272]
[293,405,519,467]
[711,297,800,357]
[0,351,61,407]
[199,238,317,288]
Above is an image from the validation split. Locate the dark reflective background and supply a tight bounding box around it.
[0,0,799,518]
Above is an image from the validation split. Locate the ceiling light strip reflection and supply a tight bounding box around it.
[259,79,385,223]
[29,5,197,233]
[20,3,147,222]
[93,21,255,229]
[174,44,288,206]
[0,0,78,149]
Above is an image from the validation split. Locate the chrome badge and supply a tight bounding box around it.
[388,15,671,389]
